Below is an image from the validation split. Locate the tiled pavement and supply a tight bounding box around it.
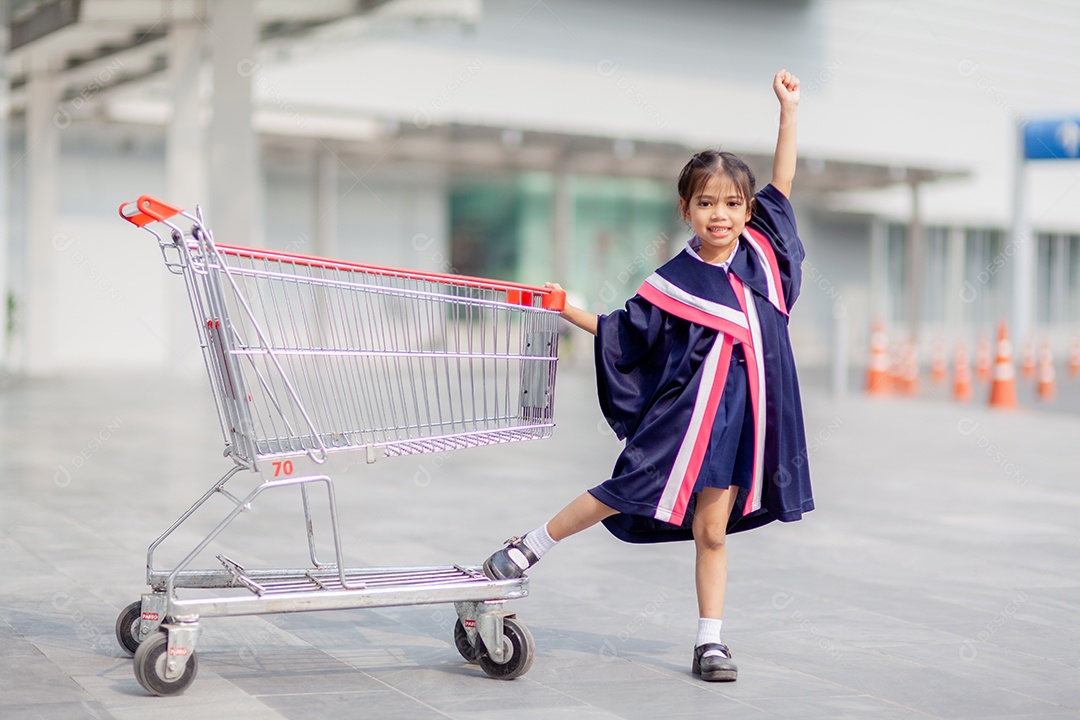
[1,366,1078,719]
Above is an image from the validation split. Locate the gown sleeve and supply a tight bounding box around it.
[594,294,668,440]
[749,183,805,310]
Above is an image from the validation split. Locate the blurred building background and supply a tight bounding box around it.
[1,0,1078,376]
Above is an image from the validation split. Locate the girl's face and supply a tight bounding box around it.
[681,175,751,265]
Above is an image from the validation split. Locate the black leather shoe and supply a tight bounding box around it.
[692,643,738,682]
[482,536,539,580]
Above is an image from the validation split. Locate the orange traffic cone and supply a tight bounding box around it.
[953,340,973,402]
[976,333,992,383]
[897,338,920,396]
[1021,336,1036,381]
[988,320,1018,409]
[1069,336,1080,378]
[1037,341,1056,401]
[866,320,892,396]
[889,339,905,393]
[930,339,948,385]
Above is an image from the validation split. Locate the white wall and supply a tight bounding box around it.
[815,1,1080,228]
[8,0,1080,373]
[10,123,171,372]
[252,0,1080,232]
[14,124,450,374]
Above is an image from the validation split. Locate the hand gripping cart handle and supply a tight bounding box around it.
[114,194,566,695]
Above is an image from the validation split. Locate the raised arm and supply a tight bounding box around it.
[771,69,800,198]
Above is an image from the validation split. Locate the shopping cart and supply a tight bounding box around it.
[114,195,564,695]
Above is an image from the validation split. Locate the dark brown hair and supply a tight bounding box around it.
[677,150,756,216]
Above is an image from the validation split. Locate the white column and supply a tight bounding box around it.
[553,164,572,284]
[946,226,966,339]
[166,3,208,372]
[1011,123,1035,341]
[831,302,849,398]
[868,217,888,325]
[906,181,925,344]
[314,143,338,260]
[24,56,61,376]
[167,3,206,209]
[1051,234,1067,329]
[0,3,9,370]
[208,0,262,246]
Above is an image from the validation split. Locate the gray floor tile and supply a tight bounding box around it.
[0,701,116,720]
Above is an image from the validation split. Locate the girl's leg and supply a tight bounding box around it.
[546,491,619,541]
[691,485,739,681]
[692,485,738,617]
[483,492,617,579]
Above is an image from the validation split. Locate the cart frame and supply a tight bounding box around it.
[114,195,564,695]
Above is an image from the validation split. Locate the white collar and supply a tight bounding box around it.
[687,236,738,271]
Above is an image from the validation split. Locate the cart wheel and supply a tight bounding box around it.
[477,616,534,680]
[115,601,143,656]
[453,619,480,664]
[133,631,198,696]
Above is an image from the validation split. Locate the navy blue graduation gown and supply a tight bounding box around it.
[590,183,814,543]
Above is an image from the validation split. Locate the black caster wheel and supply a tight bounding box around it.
[453,618,480,664]
[115,601,143,656]
[477,616,534,680]
[133,631,198,696]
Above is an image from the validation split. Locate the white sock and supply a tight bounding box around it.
[696,617,725,656]
[522,523,558,560]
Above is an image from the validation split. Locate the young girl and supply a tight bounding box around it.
[484,70,814,682]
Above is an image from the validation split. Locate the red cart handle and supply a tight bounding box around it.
[118,195,184,227]
[542,288,566,311]
[120,193,567,313]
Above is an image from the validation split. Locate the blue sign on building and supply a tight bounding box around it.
[1024,118,1080,161]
